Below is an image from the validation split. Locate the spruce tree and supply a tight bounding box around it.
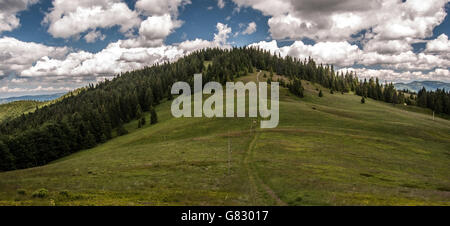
[150,107,158,125]
[136,104,143,120]
[140,117,146,126]
[117,121,128,136]
[0,141,15,171]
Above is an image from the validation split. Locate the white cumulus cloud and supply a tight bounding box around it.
[120,14,183,48]
[135,0,191,16]
[84,30,106,43]
[250,40,361,66]
[242,22,257,35]
[426,34,450,53]
[217,0,225,9]
[0,0,38,33]
[0,37,69,77]
[19,23,232,81]
[338,67,450,83]
[234,0,447,42]
[43,0,141,39]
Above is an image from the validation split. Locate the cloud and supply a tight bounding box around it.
[250,39,450,72]
[360,51,450,71]
[250,40,361,66]
[0,85,72,93]
[84,30,106,43]
[177,23,233,53]
[120,14,183,48]
[20,41,182,78]
[0,0,38,33]
[43,0,141,39]
[178,38,216,52]
[135,0,191,16]
[214,23,232,46]
[338,67,450,83]
[0,36,69,77]
[233,0,448,44]
[139,14,182,42]
[217,0,225,9]
[11,78,28,83]
[19,22,232,81]
[426,34,450,53]
[363,40,412,54]
[242,22,257,35]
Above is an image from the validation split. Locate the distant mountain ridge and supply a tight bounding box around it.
[0,93,65,104]
[394,81,450,92]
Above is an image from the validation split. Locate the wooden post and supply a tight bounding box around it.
[228,131,231,175]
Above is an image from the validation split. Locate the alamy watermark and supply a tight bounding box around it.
[170,74,279,128]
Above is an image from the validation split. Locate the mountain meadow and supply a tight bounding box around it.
[0,48,449,206]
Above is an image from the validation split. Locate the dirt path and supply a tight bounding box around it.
[245,131,287,206]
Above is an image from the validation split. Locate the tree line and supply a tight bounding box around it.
[354,77,450,114]
[417,87,450,115]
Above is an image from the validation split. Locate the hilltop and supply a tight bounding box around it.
[0,71,449,206]
[0,101,44,123]
[0,48,449,206]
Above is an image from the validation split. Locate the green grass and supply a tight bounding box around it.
[0,101,45,123]
[0,88,83,123]
[0,73,449,206]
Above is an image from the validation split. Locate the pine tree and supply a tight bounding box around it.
[117,121,128,136]
[361,97,365,104]
[288,78,304,98]
[319,90,323,97]
[84,131,96,149]
[136,104,143,120]
[417,87,428,107]
[0,141,15,171]
[140,117,146,127]
[150,107,158,125]
[393,91,399,105]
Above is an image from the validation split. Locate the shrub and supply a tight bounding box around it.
[32,188,48,198]
[117,123,128,136]
[59,190,70,198]
[150,107,158,125]
[17,189,26,195]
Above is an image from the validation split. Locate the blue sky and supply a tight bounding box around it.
[2,0,272,53]
[0,0,449,98]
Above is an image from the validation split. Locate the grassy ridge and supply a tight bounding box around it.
[0,72,449,206]
[0,101,45,123]
[0,89,80,123]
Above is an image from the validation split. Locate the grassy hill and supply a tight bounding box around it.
[0,101,45,123]
[0,89,80,123]
[0,72,448,206]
